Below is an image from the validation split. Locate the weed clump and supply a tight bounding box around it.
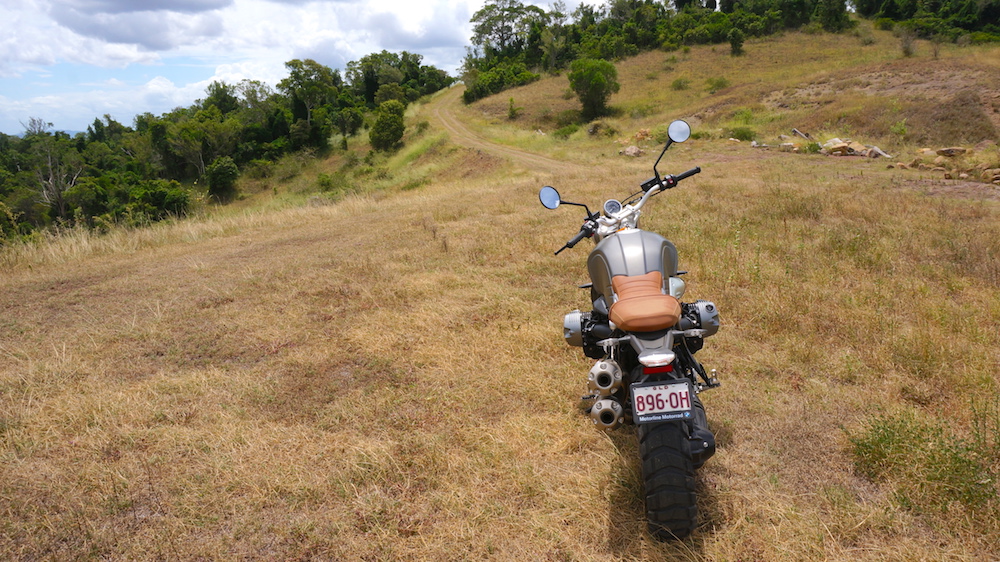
[849,407,998,511]
[554,124,580,139]
[728,127,756,142]
[706,76,730,93]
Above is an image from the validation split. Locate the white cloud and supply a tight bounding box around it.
[0,0,603,133]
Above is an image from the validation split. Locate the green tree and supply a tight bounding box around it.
[333,107,365,149]
[375,83,408,106]
[24,127,84,221]
[346,51,402,106]
[202,81,241,115]
[369,100,406,152]
[167,106,240,178]
[568,58,620,119]
[814,0,852,32]
[470,0,548,59]
[277,59,340,126]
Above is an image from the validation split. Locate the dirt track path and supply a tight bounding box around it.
[428,86,581,178]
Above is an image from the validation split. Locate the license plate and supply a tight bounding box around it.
[631,380,693,424]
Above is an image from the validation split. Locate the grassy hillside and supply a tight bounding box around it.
[2,28,999,560]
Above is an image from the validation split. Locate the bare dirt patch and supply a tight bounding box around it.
[903,177,1000,200]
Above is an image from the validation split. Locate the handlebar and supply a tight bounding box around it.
[674,166,701,182]
[555,220,596,254]
[548,164,701,254]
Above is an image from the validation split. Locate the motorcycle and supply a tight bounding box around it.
[539,120,720,540]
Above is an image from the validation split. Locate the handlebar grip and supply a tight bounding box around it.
[566,229,589,248]
[675,166,701,182]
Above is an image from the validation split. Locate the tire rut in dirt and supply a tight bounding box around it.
[638,420,697,540]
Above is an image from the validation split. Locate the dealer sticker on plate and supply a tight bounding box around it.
[631,380,693,424]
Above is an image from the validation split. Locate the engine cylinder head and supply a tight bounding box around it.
[587,360,623,396]
[693,300,720,337]
[563,310,584,347]
[590,398,624,431]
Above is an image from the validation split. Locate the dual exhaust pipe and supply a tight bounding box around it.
[588,360,624,431]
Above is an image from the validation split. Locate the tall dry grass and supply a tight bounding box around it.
[2,31,999,560]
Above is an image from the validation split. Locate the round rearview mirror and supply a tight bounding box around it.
[668,120,691,143]
[539,186,561,209]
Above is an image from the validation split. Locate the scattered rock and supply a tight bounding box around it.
[780,142,798,153]
[621,145,644,157]
[936,147,968,157]
[792,128,813,140]
[828,142,851,155]
[869,146,893,159]
[974,139,996,151]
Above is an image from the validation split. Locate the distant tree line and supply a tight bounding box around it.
[461,0,998,104]
[0,51,453,243]
[852,0,1000,40]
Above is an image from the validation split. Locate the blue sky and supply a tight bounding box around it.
[0,0,599,135]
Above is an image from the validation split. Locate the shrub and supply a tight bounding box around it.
[568,58,621,120]
[706,76,730,93]
[206,156,239,201]
[728,127,755,141]
[317,172,350,194]
[728,28,745,56]
[553,124,579,139]
[671,77,691,91]
[890,119,907,138]
[462,62,540,104]
[370,101,406,152]
[733,107,754,124]
[0,202,23,243]
[899,28,917,57]
[555,110,581,128]
[507,98,522,120]
[244,159,273,179]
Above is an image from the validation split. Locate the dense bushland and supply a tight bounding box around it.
[461,0,1000,105]
[0,52,453,243]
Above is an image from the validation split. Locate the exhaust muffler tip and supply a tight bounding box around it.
[590,398,624,431]
[587,360,623,396]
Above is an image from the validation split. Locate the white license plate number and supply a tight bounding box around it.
[631,381,693,424]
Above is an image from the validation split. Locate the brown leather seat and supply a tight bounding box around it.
[608,271,681,332]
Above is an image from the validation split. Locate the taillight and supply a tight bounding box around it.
[642,364,674,375]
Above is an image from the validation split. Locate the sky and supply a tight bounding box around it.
[0,0,599,135]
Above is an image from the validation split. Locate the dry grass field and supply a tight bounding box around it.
[2,28,999,560]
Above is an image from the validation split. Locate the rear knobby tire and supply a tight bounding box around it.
[637,420,697,540]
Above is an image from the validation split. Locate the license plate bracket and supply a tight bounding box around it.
[630,379,693,424]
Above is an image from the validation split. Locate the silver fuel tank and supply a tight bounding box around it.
[586,229,679,304]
